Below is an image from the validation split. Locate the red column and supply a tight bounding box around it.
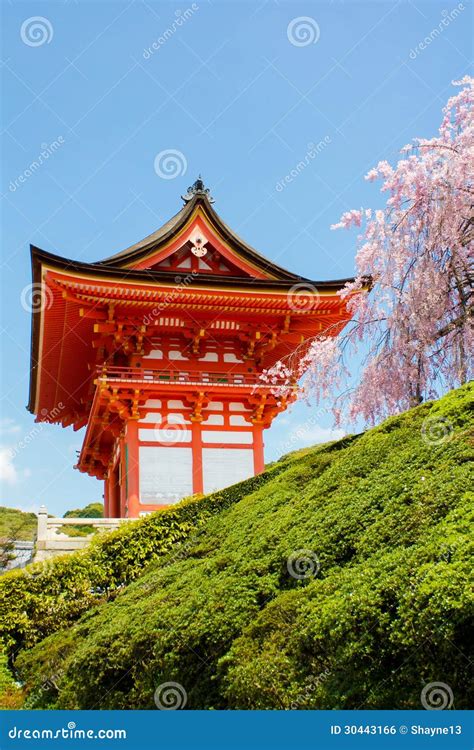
[253,425,265,475]
[109,464,120,518]
[119,436,127,518]
[125,420,140,518]
[191,421,203,494]
[103,477,110,517]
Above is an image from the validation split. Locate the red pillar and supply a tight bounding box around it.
[119,437,127,517]
[253,425,265,474]
[191,421,203,494]
[109,464,120,518]
[103,477,110,517]
[125,420,140,518]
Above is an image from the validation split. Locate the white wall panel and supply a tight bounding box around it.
[139,446,193,504]
[201,414,225,425]
[140,427,191,443]
[230,402,248,411]
[229,415,249,426]
[202,448,254,493]
[168,350,188,360]
[141,412,162,423]
[202,431,253,444]
[167,413,186,423]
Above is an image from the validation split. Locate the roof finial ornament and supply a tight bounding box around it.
[182,175,215,204]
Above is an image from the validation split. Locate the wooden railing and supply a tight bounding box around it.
[97,366,272,388]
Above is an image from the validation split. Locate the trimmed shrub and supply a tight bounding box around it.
[13,384,474,709]
[0,468,285,656]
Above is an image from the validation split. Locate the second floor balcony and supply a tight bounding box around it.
[95,366,293,393]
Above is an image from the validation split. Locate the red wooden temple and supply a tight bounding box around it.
[28,179,357,518]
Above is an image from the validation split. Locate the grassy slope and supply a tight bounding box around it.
[16,385,474,710]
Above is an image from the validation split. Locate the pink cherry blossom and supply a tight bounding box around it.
[263,77,473,425]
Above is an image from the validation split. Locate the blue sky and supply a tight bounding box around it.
[1,0,472,515]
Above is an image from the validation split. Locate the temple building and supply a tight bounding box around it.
[28,179,357,518]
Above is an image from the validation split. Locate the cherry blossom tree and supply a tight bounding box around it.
[264,77,473,425]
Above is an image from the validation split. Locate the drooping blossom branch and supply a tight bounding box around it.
[263,76,473,425]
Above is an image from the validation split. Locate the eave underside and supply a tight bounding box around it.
[28,245,359,437]
[29,269,351,425]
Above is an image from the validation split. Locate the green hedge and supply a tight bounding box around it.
[0,468,284,657]
[0,648,23,709]
[13,384,474,710]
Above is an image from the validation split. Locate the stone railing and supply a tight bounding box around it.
[34,506,131,562]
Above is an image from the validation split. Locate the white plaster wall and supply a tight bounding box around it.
[139,446,193,504]
[202,448,254,494]
[202,431,253,444]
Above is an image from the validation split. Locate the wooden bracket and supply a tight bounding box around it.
[187,391,209,422]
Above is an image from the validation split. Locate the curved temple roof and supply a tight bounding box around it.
[95,183,306,281]
[27,179,360,418]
